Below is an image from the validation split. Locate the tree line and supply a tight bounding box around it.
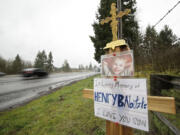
[34,50,53,72]
[136,25,180,72]
[55,61,99,72]
[0,50,53,74]
[0,50,98,74]
[0,55,32,74]
[78,63,99,71]
[91,0,180,72]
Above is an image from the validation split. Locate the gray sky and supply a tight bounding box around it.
[0,0,180,68]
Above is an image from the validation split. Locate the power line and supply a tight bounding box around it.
[153,1,180,28]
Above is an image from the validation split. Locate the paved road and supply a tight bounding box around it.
[0,72,97,111]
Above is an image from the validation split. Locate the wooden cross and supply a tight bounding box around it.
[83,22,176,135]
[83,2,176,135]
[100,3,130,41]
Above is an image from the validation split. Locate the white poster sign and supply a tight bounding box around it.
[94,78,149,131]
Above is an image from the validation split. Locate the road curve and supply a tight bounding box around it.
[0,72,98,111]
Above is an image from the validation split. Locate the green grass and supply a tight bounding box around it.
[0,72,179,135]
[160,89,180,129]
[0,76,105,135]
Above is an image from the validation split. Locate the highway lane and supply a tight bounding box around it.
[0,72,97,111]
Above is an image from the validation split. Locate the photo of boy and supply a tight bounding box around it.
[101,50,134,77]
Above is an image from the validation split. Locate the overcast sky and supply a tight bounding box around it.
[0,0,180,68]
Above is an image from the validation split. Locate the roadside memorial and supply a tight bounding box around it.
[83,2,176,135]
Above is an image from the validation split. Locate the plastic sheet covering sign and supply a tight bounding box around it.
[94,78,149,131]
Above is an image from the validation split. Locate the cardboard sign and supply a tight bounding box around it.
[101,50,134,77]
[94,78,149,131]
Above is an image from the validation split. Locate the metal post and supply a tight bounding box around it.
[117,0,122,39]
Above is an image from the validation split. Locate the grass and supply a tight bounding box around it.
[0,71,179,135]
[160,89,180,130]
[0,75,105,135]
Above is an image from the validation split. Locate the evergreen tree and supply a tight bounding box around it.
[41,50,47,70]
[0,56,6,72]
[62,60,71,72]
[142,25,158,70]
[122,0,140,50]
[155,25,179,71]
[47,52,53,72]
[6,59,13,74]
[143,26,158,60]
[12,54,22,73]
[34,50,47,70]
[90,0,140,62]
[34,51,43,69]
[157,25,177,50]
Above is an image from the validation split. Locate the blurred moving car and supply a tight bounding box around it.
[22,68,48,77]
[0,72,6,77]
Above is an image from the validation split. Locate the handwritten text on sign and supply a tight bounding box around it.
[94,78,149,131]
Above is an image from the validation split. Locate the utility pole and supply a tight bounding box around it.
[117,0,122,39]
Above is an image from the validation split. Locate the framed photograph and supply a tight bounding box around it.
[101,50,134,77]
